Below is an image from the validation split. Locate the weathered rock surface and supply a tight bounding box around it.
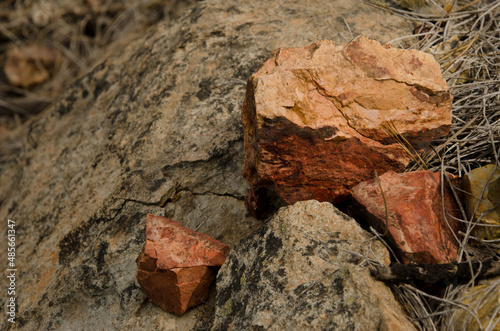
[0,0,413,329]
[140,214,229,269]
[243,36,452,205]
[139,264,219,316]
[213,200,417,330]
[136,214,229,315]
[351,170,462,264]
[450,277,500,331]
[463,164,500,243]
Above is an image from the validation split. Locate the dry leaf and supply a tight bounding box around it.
[4,45,61,88]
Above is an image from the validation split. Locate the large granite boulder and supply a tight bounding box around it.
[0,0,412,329]
[213,200,417,330]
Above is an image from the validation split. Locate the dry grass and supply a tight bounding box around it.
[0,0,195,165]
[378,0,500,175]
[364,0,500,329]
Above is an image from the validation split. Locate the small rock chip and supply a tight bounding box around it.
[351,170,462,264]
[136,213,229,315]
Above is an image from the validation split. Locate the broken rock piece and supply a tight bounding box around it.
[242,36,452,205]
[136,213,229,315]
[351,170,462,264]
[213,200,417,330]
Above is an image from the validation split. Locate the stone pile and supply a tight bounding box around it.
[351,170,462,264]
[2,0,495,326]
[240,36,468,267]
[234,36,500,330]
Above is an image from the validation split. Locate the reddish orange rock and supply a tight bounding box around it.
[242,36,452,206]
[350,170,462,264]
[136,214,229,315]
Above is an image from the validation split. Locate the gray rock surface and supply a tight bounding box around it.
[213,200,417,330]
[0,0,412,329]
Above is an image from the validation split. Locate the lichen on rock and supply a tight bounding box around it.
[213,200,416,330]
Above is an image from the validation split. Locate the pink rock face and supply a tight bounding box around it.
[351,170,462,264]
[242,36,452,205]
[136,214,229,315]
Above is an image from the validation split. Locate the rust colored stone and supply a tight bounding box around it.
[351,170,462,264]
[136,214,229,315]
[242,36,452,206]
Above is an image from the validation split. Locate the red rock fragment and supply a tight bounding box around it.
[136,214,229,315]
[242,36,452,206]
[351,170,462,264]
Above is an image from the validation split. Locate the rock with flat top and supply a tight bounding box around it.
[351,170,462,264]
[137,214,229,315]
[243,36,452,205]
